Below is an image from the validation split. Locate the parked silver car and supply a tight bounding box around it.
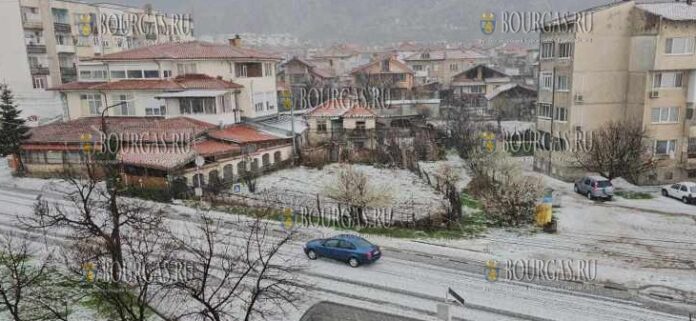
[574,176,614,201]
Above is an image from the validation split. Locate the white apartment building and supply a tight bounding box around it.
[0,0,193,124]
[52,39,281,125]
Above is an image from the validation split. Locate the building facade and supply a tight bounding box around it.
[535,1,696,183]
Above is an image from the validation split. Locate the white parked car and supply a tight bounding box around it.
[661,182,696,205]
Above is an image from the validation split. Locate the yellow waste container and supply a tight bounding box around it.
[535,203,552,226]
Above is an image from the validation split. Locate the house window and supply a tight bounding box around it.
[541,72,553,90]
[111,94,134,115]
[556,75,570,91]
[651,107,679,123]
[32,76,46,89]
[235,62,262,77]
[665,37,695,55]
[143,70,159,78]
[180,98,216,114]
[541,42,555,59]
[553,107,568,121]
[110,70,126,79]
[262,153,270,168]
[558,42,573,58]
[317,120,327,133]
[163,70,172,78]
[127,70,143,79]
[688,138,696,157]
[538,103,552,119]
[356,121,366,130]
[468,85,485,94]
[449,64,458,71]
[654,139,677,155]
[81,94,102,115]
[263,62,274,77]
[381,59,390,72]
[274,151,281,163]
[653,72,683,88]
[413,65,423,71]
[421,52,430,59]
[255,102,264,112]
[145,106,165,116]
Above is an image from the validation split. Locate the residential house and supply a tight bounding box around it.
[51,39,282,124]
[351,56,415,100]
[310,43,370,84]
[305,99,377,151]
[279,56,333,88]
[485,83,538,122]
[450,64,513,111]
[404,49,489,87]
[534,0,696,183]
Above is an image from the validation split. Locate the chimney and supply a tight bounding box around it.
[229,34,242,47]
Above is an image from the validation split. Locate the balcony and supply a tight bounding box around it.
[60,67,77,83]
[53,23,71,33]
[29,65,49,75]
[22,19,43,29]
[26,44,47,54]
[56,44,75,53]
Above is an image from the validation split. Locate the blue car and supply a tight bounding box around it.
[304,234,381,267]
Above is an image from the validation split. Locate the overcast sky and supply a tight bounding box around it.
[92,0,625,44]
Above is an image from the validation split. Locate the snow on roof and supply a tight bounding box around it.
[637,3,696,21]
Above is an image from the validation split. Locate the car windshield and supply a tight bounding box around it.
[349,237,373,248]
[597,181,612,188]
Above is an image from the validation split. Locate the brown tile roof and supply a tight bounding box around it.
[350,57,413,75]
[92,41,281,61]
[118,148,197,171]
[192,140,240,157]
[306,99,376,118]
[24,117,215,144]
[207,124,285,144]
[51,74,242,91]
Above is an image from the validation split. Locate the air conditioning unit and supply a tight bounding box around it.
[574,94,584,103]
[649,90,660,98]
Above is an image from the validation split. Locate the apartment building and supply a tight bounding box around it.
[404,49,489,87]
[51,39,282,125]
[535,0,696,183]
[0,0,192,124]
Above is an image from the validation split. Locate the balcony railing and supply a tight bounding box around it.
[30,65,50,75]
[26,44,47,54]
[53,23,71,33]
[22,19,43,29]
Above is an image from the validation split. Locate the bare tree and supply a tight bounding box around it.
[170,214,304,321]
[0,233,75,321]
[573,120,655,181]
[325,165,393,226]
[443,107,481,160]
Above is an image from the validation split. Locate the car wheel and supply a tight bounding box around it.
[307,250,317,260]
[586,192,593,200]
[348,257,360,268]
[573,185,579,193]
[607,196,613,201]
[661,189,668,197]
[683,197,689,204]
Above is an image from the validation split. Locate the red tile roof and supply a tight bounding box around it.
[192,140,240,157]
[92,41,281,61]
[207,124,285,144]
[350,56,413,75]
[24,117,215,144]
[51,74,242,91]
[306,99,376,118]
[119,149,197,171]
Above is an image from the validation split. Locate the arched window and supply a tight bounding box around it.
[237,161,247,175]
[223,164,234,182]
[250,158,259,172]
[262,153,270,169]
[273,151,281,164]
[192,173,205,188]
[208,170,220,186]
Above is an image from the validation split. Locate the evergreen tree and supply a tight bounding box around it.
[0,84,31,173]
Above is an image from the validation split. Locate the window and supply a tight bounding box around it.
[688,138,696,157]
[541,72,553,90]
[262,153,270,168]
[556,75,570,91]
[558,42,573,58]
[468,85,485,94]
[421,52,430,59]
[235,62,262,77]
[356,121,366,130]
[180,98,216,114]
[654,139,677,155]
[651,107,679,123]
[145,106,165,116]
[32,76,46,89]
[541,42,555,59]
[538,103,553,118]
[176,63,197,75]
[127,70,143,79]
[46,151,63,164]
[665,37,695,55]
[381,59,390,72]
[413,65,423,71]
[163,70,172,78]
[255,102,264,112]
[274,151,281,163]
[653,72,683,88]
[111,94,134,115]
[316,120,328,133]
[263,62,274,77]
[110,70,126,79]
[81,94,102,115]
[144,70,159,78]
[449,64,458,71]
[554,107,568,121]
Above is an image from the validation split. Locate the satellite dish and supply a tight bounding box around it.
[195,156,205,167]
